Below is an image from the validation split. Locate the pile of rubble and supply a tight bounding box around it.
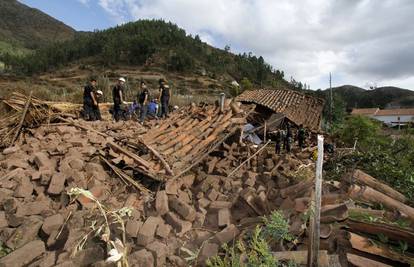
[0,92,413,267]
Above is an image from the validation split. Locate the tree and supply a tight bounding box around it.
[337,115,381,148]
[240,77,253,91]
[168,49,194,72]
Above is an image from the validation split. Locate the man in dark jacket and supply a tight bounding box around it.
[284,123,292,153]
[274,130,282,154]
[158,79,171,118]
[297,124,306,148]
[138,81,149,123]
[112,77,126,121]
[92,90,103,121]
[83,78,98,121]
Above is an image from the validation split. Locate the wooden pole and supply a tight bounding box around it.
[136,139,174,176]
[227,140,271,178]
[10,91,33,146]
[264,121,267,143]
[308,135,324,267]
[329,73,333,130]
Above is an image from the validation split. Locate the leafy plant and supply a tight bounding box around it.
[207,224,300,267]
[181,246,200,265]
[262,211,294,242]
[398,240,409,254]
[377,233,389,244]
[208,226,279,267]
[0,241,12,258]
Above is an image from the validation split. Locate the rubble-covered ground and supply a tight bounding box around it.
[0,95,414,267]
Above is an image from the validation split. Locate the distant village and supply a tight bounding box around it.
[351,107,414,127]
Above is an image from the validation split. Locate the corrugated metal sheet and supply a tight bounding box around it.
[236,89,324,130]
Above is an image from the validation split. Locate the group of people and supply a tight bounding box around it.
[271,123,307,154]
[82,77,172,122]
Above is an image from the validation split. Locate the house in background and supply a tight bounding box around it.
[351,108,379,118]
[352,108,414,127]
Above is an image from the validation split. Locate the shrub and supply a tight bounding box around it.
[262,211,294,242]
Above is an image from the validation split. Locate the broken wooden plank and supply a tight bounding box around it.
[348,232,414,265]
[346,253,392,267]
[348,184,414,222]
[273,250,331,267]
[107,141,151,170]
[227,140,271,178]
[101,156,152,195]
[280,178,314,199]
[347,219,414,246]
[10,91,33,146]
[352,169,407,203]
[135,139,174,176]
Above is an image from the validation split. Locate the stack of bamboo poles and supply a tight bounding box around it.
[0,92,74,148]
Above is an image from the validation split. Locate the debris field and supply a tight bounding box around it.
[0,91,413,267]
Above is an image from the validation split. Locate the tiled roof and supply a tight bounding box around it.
[351,108,379,116]
[139,104,247,179]
[236,89,324,130]
[375,108,414,116]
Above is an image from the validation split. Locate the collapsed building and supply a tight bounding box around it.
[236,89,325,132]
[0,90,413,267]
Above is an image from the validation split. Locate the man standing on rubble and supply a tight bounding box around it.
[297,124,306,149]
[274,130,282,154]
[112,77,127,122]
[138,80,149,123]
[158,79,171,118]
[83,77,98,121]
[92,90,103,121]
[284,123,292,153]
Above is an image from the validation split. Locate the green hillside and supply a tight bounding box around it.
[2,19,288,89]
[0,0,75,55]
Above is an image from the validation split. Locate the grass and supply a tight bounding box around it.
[207,226,279,267]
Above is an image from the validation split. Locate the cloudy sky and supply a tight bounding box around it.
[20,0,414,90]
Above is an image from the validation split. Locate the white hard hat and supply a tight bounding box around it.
[96,90,103,95]
[119,77,126,83]
[164,85,170,89]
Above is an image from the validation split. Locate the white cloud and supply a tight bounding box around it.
[96,0,414,90]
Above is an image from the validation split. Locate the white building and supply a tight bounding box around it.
[351,108,414,127]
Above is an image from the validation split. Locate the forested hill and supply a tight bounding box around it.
[1,19,288,88]
[320,85,414,109]
[0,0,75,55]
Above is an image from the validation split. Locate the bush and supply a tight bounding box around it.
[262,211,294,242]
[335,115,383,149]
[328,115,414,201]
[207,212,299,267]
[207,226,278,267]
